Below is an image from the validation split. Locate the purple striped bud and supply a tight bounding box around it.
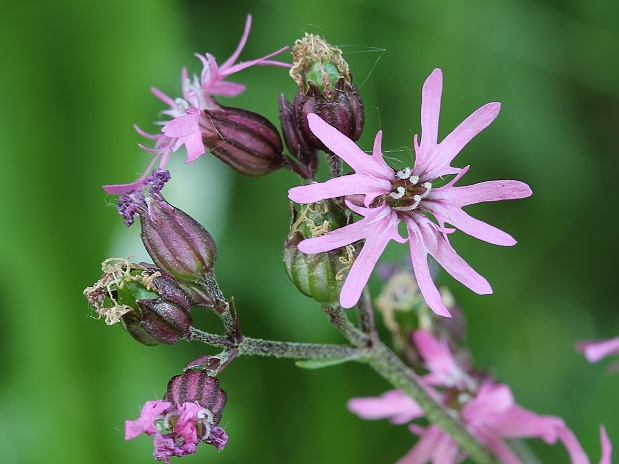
[118,170,217,307]
[279,94,318,177]
[164,370,227,425]
[202,105,285,176]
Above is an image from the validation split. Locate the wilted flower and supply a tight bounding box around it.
[83,257,192,345]
[126,370,228,463]
[104,14,290,194]
[288,69,532,317]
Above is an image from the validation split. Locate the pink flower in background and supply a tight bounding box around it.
[104,14,290,194]
[348,330,612,464]
[288,69,532,316]
[576,335,619,365]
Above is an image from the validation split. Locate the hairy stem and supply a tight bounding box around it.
[188,327,363,360]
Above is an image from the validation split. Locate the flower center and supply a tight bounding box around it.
[385,167,432,211]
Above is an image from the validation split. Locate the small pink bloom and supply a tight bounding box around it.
[125,371,228,463]
[104,14,290,195]
[576,336,619,363]
[289,69,532,316]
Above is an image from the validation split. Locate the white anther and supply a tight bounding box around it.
[409,175,419,185]
[389,186,406,200]
[396,167,412,180]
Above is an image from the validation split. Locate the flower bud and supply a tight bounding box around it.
[118,170,217,307]
[164,370,227,425]
[283,200,358,306]
[84,258,192,345]
[278,94,318,177]
[288,33,364,151]
[202,104,285,176]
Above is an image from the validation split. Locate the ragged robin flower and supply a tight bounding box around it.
[104,14,290,194]
[288,68,532,317]
[126,370,228,463]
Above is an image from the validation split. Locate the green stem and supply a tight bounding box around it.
[188,327,363,360]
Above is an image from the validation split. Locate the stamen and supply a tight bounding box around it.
[389,186,406,200]
[409,175,419,185]
[394,181,433,212]
[396,167,412,180]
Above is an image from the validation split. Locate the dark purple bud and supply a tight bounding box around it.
[118,170,217,306]
[294,79,364,151]
[278,94,318,177]
[202,105,285,176]
[164,370,227,425]
[288,34,364,151]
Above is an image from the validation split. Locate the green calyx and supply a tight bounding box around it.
[304,61,343,94]
[284,200,357,306]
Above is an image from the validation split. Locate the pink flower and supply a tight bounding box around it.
[576,335,619,364]
[104,14,290,194]
[125,400,228,463]
[126,371,228,463]
[288,68,532,317]
[348,330,612,463]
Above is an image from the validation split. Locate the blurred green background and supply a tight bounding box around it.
[2,0,618,462]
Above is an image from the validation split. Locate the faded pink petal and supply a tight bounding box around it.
[425,102,500,180]
[404,214,490,317]
[348,390,423,424]
[340,208,402,308]
[414,68,500,181]
[125,400,172,440]
[175,402,203,445]
[162,109,201,138]
[576,336,619,363]
[413,330,471,389]
[400,425,459,464]
[307,114,394,180]
[406,222,453,318]
[199,15,290,97]
[558,426,591,464]
[288,174,391,205]
[600,426,612,464]
[418,68,443,157]
[444,179,533,206]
